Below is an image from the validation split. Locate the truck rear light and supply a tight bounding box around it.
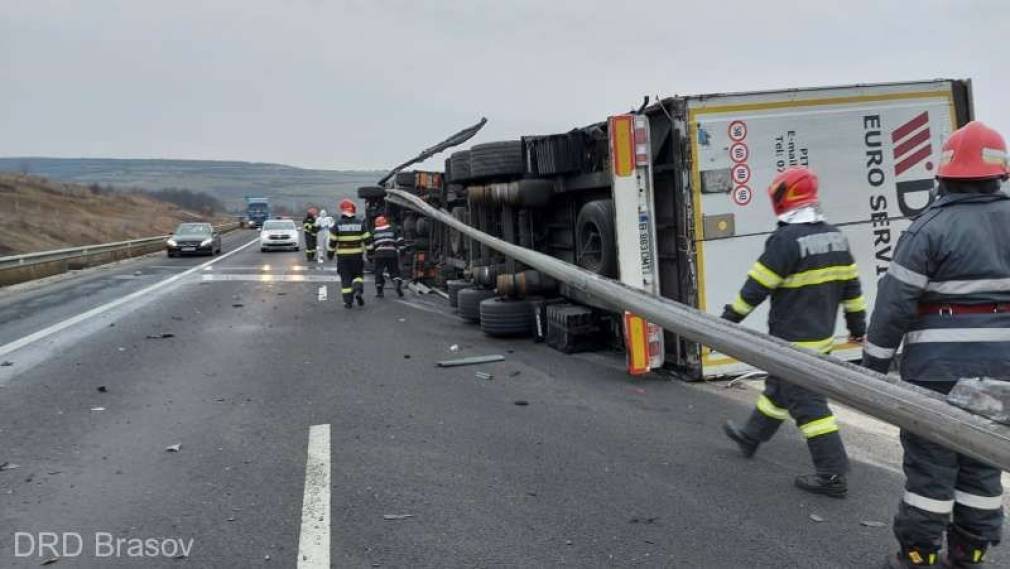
[634,115,650,166]
[609,115,635,177]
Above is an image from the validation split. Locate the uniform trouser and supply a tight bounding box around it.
[741,376,849,475]
[304,233,317,261]
[895,381,1004,548]
[336,255,364,304]
[373,255,401,291]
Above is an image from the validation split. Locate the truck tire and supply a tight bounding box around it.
[449,206,468,255]
[395,171,416,188]
[576,199,618,278]
[457,287,495,322]
[480,297,535,337]
[449,151,471,183]
[402,215,417,239]
[447,279,470,308]
[469,141,524,181]
[416,217,432,237]
[357,185,386,199]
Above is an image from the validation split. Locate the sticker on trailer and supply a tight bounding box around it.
[730,143,749,163]
[732,185,753,206]
[728,120,748,141]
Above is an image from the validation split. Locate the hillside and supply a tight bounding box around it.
[0,174,231,256]
[0,158,386,213]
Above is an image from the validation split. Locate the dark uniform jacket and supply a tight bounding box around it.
[863,191,1010,381]
[724,221,866,353]
[302,215,319,236]
[369,224,404,258]
[328,215,371,257]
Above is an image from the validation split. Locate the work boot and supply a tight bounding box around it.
[794,473,847,498]
[885,545,942,568]
[354,282,365,306]
[376,288,384,298]
[395,279,404,297]
[945,525,989,567]
[723,420,758,458]
[343,301,352,309]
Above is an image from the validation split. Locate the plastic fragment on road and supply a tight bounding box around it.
[97,385,108,392]
[860,520,886,528]
[165,443,181,453]
[449,344,459,352]
[0,462,21,471]
[90,407,105,412]
[810,514,825,523]
[436,355,505,367]
[145,333,175,339]
[1,361,12,367]
[382,514,414,520]
[514,400,529,406]
[947,378,1010,425]
[42,556,60,565]
[475,372,493,381]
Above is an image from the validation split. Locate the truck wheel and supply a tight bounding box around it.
[469,141,524,181]
[447,279,470,309]
[395,171,416,188]
[449,207,468,255]
[402,216,417,239]
[576,199,618,278]
[358,185,386,199]
[457,287,495,323]
[480,297,535,337]
[449,151,471,183]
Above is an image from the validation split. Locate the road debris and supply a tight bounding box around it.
[0,462,21,471]
[860,520,887,528]
[403,354,411,359]
[398,318,406,323]
[1,361,13,367]
[145,333,175,339]
[96,385,108,393]
[41,556,60,565]
[232,303,244,308]
[449,344,459,352]
[90,407,105,412]
[382,514,414,521]
[165,443,182,453]
[437,355,505,368]
[809,514,825,523]
[475,372,493,381]
[514,400,529,406]
[508,370,521,377]
[629,516,659,525]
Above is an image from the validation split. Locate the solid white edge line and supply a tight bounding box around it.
[0,237,259,359]
[297,424,331,569]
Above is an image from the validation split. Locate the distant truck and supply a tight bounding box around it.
[245,197,270,229]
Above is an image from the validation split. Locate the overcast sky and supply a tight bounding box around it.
[3,0,1008,170]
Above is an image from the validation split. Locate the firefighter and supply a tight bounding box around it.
[721,166,866,498]
[368,215,404,298]
[302,207,319,263]
[329,199,371,308]
[863,122,1009,569]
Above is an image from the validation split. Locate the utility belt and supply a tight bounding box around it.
[917,302,1010,317]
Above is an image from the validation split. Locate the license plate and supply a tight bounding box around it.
[181,247,196,252]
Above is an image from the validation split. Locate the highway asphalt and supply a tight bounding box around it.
[0,230,1005,568]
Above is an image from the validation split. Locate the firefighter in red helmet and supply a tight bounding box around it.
[864,121,1009,569]
[722,166,867,498]
[329,199,371,308]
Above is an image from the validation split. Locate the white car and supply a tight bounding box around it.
[259,219,299,252]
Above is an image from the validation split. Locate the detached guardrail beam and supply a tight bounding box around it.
[387,189,1010,472]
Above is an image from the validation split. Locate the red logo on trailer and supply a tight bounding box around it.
[732,185,753,206]
[730,143,749,163]
[729,121,748,142]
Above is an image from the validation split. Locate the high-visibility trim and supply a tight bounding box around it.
[793,337,834,353]
[780,264,858,288]
[335,235,364,242]
[352,277,364,284]
[955,490,1005,510]
[904,491,954,514]
[799,415,839,439]
[341,287,353,293]
[335,248,364,255]
[842,295,867,313]
[905,328,1010,344]
[982,147,1008,166]
[756,395,789,420]
[747,262,783,289]
[926,277,1010,295]
[731,294,754,316]
[863,340,897,359]
[888,262,929,289]
[362,231,371,239]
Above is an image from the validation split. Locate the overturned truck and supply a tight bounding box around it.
[360,79,974,380]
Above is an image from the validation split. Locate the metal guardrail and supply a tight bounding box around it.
[387,189,1010,472]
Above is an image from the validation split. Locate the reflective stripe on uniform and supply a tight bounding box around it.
[756,395,789,420]
[887,262,929,289]
[799,415,839,439]
[863,340,897,359]
[352,277,364,284]
[780,264,858,288]
[793,337,834,353]
[954,490,1005,510]
[747,262,783,289]
[904,491,955,514]
[731,294,754,316]
[842,295,867,313]
[341,287,353,294]
[905,328,1010,344]
[335,248,364,255]
[335,235,364,242]
[925,277,1010,295]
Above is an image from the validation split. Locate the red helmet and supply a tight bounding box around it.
[767,166,819,216]
[374,215,389,227]
[937,121,1009,180]
[339,199,356,216]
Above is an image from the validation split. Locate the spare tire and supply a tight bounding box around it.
[447,279,470,309]
[576,199,618,278]
[357,185,386,199]
[457,288,495,322]
[480,297,535,337]
[449,151,471,183]
[469,140,524,181]
[395,171,416,188]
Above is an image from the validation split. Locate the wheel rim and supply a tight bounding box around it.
[578,222,603,272]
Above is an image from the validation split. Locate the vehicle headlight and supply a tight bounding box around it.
[167,239,177,247]
[200,238,212,247]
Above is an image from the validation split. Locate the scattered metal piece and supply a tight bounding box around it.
[41,556,60,565]
[165,443,181,453]
[96,386,108,393]
[514,400,529,406]
[0,462,21,471]
[860,520,886,528]
[629,517,659,525]
[449,344,460,352]
[1,361,13,367]
[145,333,175,339]
[475,372,493,381]
[437,355,506,368]
[232,303,244,308]
[810,514,825,523]
[508,370,521,377]
[382,514,414,520]
[90,407,105,412]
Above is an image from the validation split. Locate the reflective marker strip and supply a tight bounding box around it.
[793,337,834,353]
[955,490,1005,510]
[843,295,867,313]
[888,262,929,289]
[982,147,1008,166]
[731,294,754,316]
[863,340,897,359]
[799,416,839,439]
[748,262,783,289]
[906,328,1010,344]
[756,395,790,420]
[780,264,858,288]
[926,277,1010,295]
[904,491,955,514]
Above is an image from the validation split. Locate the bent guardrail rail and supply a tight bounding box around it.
[0,222,240,287]
[386,189,1010,472]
